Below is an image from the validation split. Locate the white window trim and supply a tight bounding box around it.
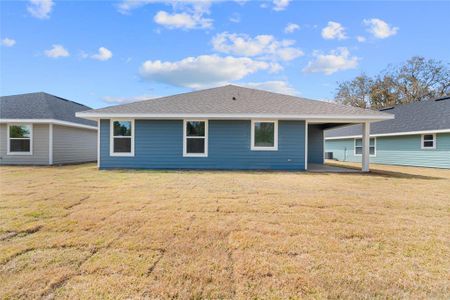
[421,133,436,150]
[251,120,278,151]
[7,123,33,155]
[110,119,135,157]
[354,137,376,157]
[183,119,208,157]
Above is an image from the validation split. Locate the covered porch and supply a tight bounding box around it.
[306,121,372,172]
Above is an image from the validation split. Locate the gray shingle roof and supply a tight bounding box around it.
[325,97,450,138]
[77,85,391,119]
[0,92,96,127]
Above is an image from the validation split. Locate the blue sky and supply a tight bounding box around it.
[1,0,449,109]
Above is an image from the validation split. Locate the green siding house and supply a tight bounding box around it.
[325,97,450,169]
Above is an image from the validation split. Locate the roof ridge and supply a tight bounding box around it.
[0,92,92,109]
[90,84,384,115]
[91,86,230,111]
[41,92,92,109]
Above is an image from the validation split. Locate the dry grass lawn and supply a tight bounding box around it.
[0,163,449,299]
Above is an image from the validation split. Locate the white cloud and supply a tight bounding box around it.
[321,21,347,40]
[118,0,214,30]
[27,0,54,19]
[2,38,16,47]
[356,36,366,42]
[91,47,113,61]
[229,13,241,23]
[154,10,212,29]
[139,55,277,89]
[303,47,359,75]
[102,95,154,104]
[212,32,303,61]
[44,44,69,58]
[363,18,398,39]
[240,81,298,95]
[273,0,291,11]
[118,0,213,14]
[284,23,300,34]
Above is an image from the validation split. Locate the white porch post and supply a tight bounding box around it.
[362,121,370,172]
[97,119,100,169]
[304,121,308,170]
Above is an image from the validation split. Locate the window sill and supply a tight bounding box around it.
[251,147,278,151]
[7,152,33,155]
[110,153,134,157]
[183,153,208,157]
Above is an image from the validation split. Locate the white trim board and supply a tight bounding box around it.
[353,137,377,157]
[7,123,33,155]
[304,121,308,170]
[76,112,393,122]
[0,119,97,130]
[250,120,278,151]
[421,133,436,150]
[109,119,135,157]
[325,129,450,140]
[97,121,100,168]
[183,119,209,157]
[48,124,53,164]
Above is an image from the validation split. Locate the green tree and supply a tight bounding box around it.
[334,56,450,109]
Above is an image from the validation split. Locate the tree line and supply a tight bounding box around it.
[334,56,450,109]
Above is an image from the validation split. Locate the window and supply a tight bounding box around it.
[110,120,134,156]
[183,120,208,157]
[421,134,436,149]
[354,138,376,156]
[251,120,278,151]
[7,124,32,155]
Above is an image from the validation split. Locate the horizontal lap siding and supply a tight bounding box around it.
[0,123,49,165]
[308,124,324,164]
[53,125,97,164]
[100,119,306,170]
[325,133,450,168]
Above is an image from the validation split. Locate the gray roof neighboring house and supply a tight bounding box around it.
[325,96,450,138]
[0,92,96,127]
[76,85,393,121]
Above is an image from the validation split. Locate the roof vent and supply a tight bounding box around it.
[232,96,237,101]
[379,106,394,111]
[435,96,450,102]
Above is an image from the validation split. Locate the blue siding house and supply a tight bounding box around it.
[77,85,392,171]
[325,97,450,169]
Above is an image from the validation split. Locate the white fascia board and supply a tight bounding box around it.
[75,112,394,122]
[0,119,97,130]
[324,128,450,140]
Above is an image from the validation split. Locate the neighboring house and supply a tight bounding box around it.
[77,85,392,171]
[0,92,97,165]
[324,96,450,169]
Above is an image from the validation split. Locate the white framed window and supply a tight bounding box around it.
[354,137,376,156]
[7,124,33,155]
[110,119,134,156]
[251,120,278,151]
[421,134,436,149]
[183,120,208,157]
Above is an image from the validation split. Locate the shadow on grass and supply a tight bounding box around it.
[367,169,444,180]
[323,162,445,180]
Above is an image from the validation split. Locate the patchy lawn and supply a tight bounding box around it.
[0,163,449,299]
